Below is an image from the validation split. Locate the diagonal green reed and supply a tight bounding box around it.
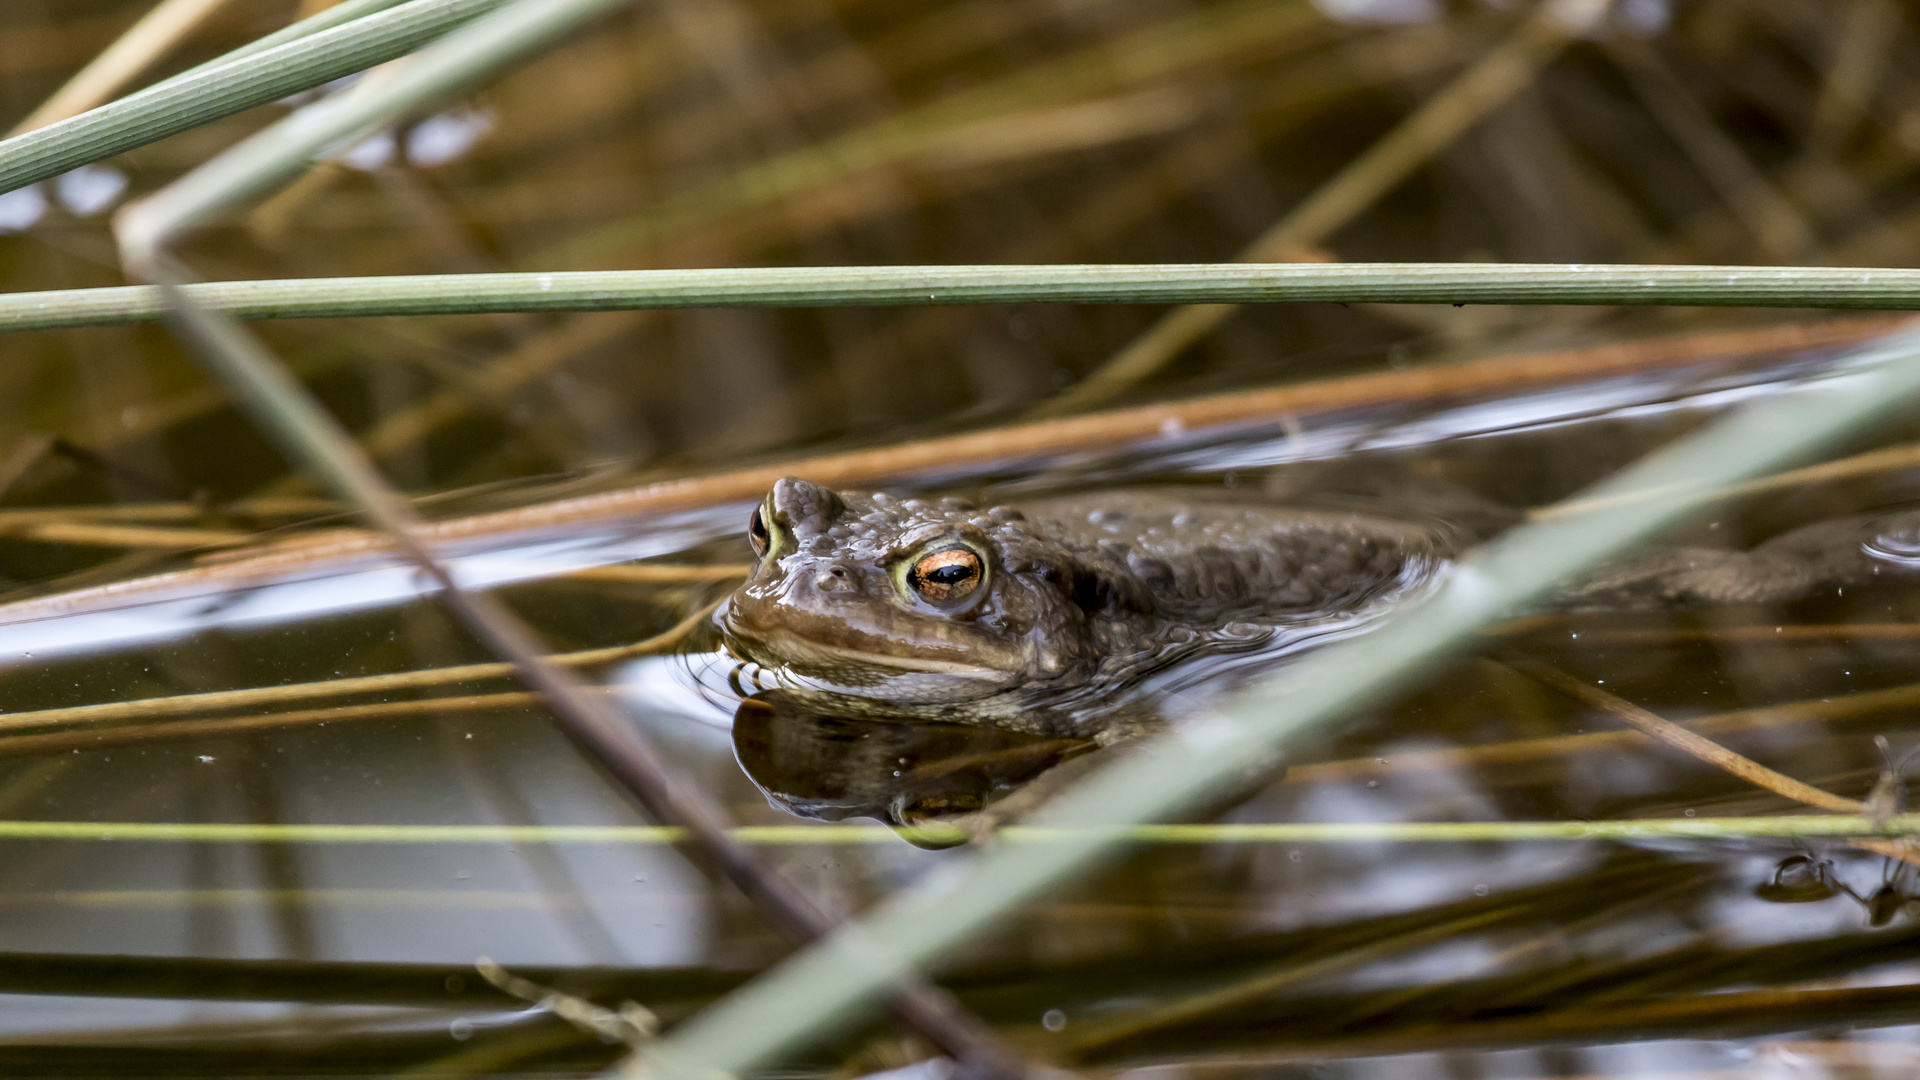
[0,0,513,198]
[7,263,1920,333]
[115,0,633,265]
[158,0,416,80]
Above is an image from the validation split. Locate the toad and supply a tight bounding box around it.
[718,477,1461,741]
[720,477,1920,744]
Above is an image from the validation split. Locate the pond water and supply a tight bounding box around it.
[0,329,1916,1077]
[1,1,1919,1078]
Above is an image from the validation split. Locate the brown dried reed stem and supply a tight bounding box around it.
[8,0,241,135]
[0,595,721,737]
[1503,656,1859,813]
[1,521,258,549]
[1507,622,1920,646]
[1285,677,1920,783]
[0,691,543,762]
[562,563,750,583]
[1503,657,1917,865]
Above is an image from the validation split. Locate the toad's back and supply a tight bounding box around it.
[1012,490,1453,625]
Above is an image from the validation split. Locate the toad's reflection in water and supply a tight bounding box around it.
[731,690,1093,846]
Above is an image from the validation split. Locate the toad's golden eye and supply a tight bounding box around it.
[908,547,983,602]
[747,504,770,560]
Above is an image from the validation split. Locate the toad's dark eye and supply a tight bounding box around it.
[908,548,983,602]
[748,504,770,559]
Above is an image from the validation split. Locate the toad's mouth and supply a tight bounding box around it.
[728,625,1008,681]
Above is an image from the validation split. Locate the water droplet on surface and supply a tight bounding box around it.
[1041,1009,1067,1032]
[1865,514,1920,564]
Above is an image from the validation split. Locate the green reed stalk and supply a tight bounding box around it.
[6,263,1920,333]
[158,0,416,80]
[0,0,513,197]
